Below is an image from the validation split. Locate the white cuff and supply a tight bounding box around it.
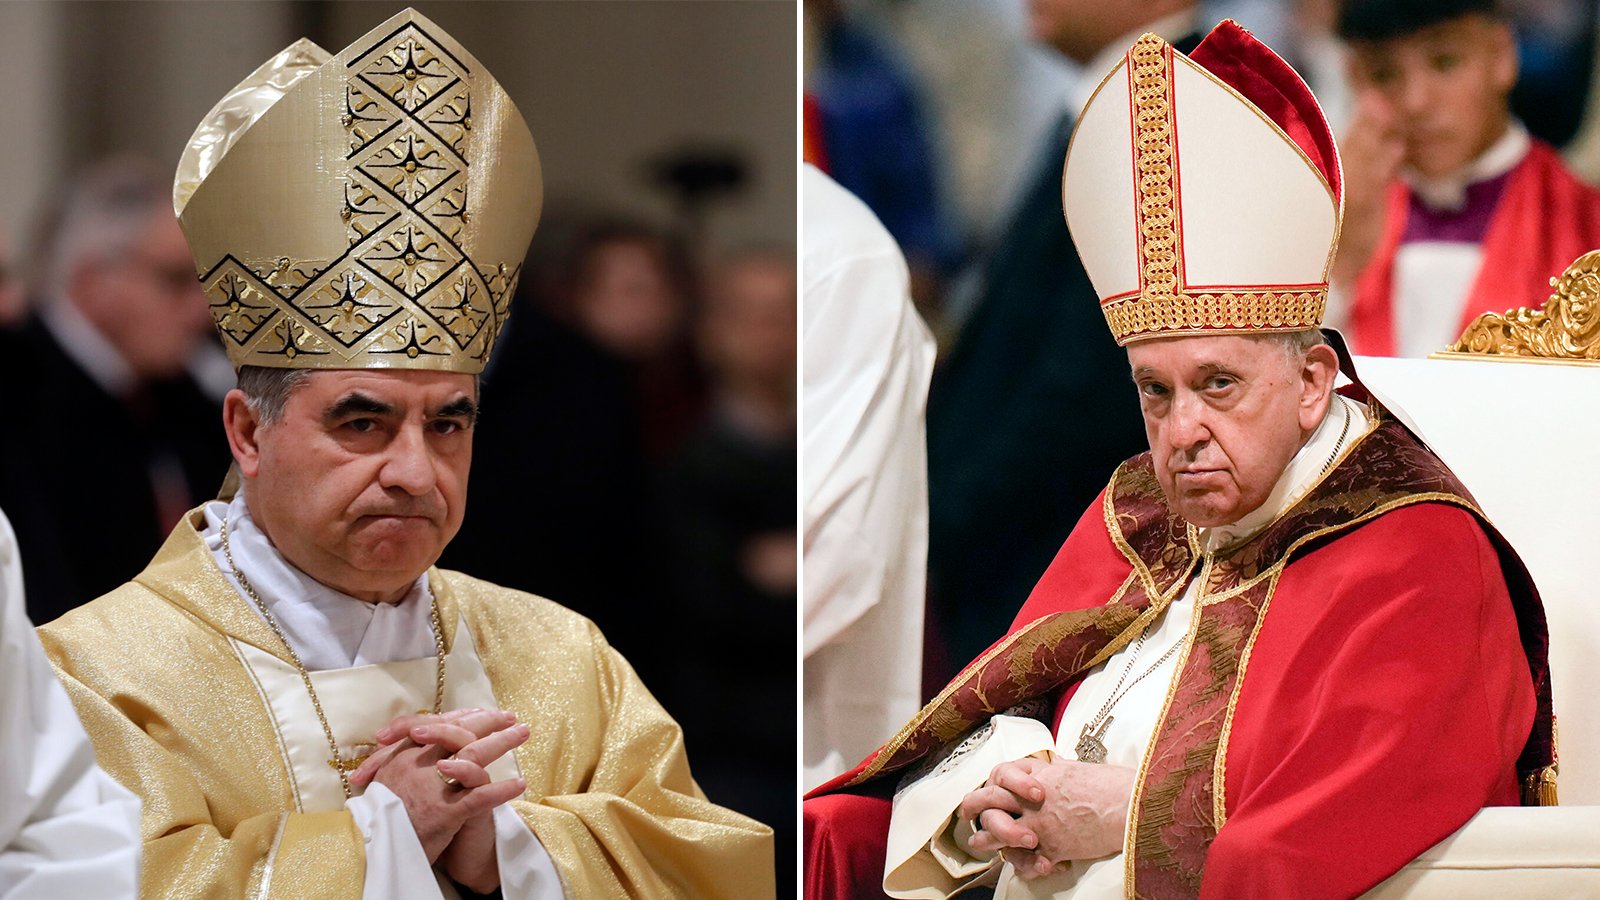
[347,783,446,899]
[493,803,565,899]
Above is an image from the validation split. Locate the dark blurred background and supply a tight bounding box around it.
[0,1,797,892]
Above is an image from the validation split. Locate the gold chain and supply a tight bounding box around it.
[220,516,446,799]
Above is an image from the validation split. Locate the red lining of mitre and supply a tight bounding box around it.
[1188,19,1342,203]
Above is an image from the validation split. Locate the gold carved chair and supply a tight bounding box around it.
[1355,251,1600,895]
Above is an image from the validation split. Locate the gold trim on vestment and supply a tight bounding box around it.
[1102,466,1201,606]
[846,606,1137,787]
[1076,573,1173,676]
[1123,556,1210,896]
[261,813,288,896]
[1212,570,1283,828]
[232,637,306,814]
[849,639,1026,786]
[1208,494,1492,827]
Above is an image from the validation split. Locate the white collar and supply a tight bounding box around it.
[1404,120,1529,212]
[1068,11,1200,116]
[1197,393,1368,553]
[39,297,137,397]
[200,489,436,670]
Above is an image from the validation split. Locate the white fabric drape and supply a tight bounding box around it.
[803,165,937,790]
[0,506,141,898]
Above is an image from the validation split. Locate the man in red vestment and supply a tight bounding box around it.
[1331,0,1600,356]
[803,21,1554,900]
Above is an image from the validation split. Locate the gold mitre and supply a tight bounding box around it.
[1062,21,1343,345]
[174,8,542,373]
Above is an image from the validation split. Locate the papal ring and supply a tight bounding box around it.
[437,769,460,788]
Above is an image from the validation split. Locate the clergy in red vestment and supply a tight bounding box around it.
[803,20,1555,900]
[1329,0,1600,357]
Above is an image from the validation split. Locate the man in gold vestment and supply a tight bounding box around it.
[36,9,773,898]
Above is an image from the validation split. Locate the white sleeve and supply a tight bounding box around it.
[0,508,140,900]
[348,784,444,899]
[885,716,1055,899]
[491,803,565,898]
[347,785,564,899]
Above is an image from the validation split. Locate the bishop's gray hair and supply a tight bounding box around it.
[235,366,314,426]
[1260,328,1328,358]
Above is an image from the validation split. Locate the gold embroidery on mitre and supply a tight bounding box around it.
[1131,34,1181,304]
[1103,34,1328,345]
[178,10,540,373]
[1103,289,1328,344]
[1443,248,1600,363]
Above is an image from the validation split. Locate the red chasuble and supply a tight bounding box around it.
[1349,139,1600,356]
[805,406,1553,900]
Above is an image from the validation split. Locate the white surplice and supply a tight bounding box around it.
[1390,124,1529,359]
[886,394,1370,899]
[199,490,563,899]
[0,505,141,898]
[803,165,937,791]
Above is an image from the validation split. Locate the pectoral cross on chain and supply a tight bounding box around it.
[1076,717,1112,764]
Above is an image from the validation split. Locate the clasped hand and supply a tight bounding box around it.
[958,757,1136,881]
[348,706,530,893]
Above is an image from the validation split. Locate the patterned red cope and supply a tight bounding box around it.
[806,408,1552,899]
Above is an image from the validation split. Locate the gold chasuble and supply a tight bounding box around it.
[39,509,774,897]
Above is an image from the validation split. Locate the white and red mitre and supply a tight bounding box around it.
[1062,21,1343,345]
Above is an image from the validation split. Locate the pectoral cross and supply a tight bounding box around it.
[1076,717,1112,764]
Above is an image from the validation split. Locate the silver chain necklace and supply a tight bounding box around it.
[1074,623,1186,764]
[1075,395,1355,765]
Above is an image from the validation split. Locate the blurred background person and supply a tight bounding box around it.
[652,242,797,887]
[801,164,933,794]
[550,219,708,459]
[442,211,654,667]
[804,0,964,328]
[0,157,229,623]
[919,0,1200,688]
[1329,0,1600,357]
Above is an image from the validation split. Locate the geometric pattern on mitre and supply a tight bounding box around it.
[174,7,541,374]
